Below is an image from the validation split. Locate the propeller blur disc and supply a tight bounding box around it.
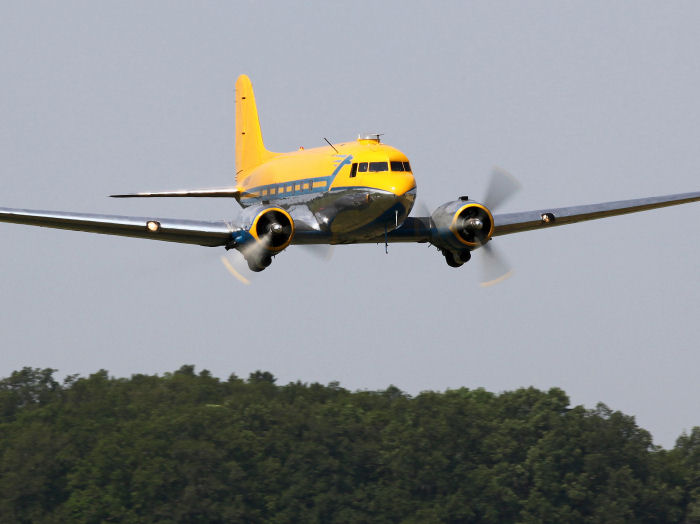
[479,242,513,287]
[483,167,522,212]
[220,253,252,285]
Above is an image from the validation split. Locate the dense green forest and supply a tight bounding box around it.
[0,367,699,523]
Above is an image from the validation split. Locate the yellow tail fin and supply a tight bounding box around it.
[235,75,274,182]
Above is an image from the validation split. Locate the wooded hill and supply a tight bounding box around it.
[1,366,699,523]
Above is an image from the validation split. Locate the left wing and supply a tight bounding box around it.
[0,207,233,246]
[492,191,700,237]
[384,190,700,244]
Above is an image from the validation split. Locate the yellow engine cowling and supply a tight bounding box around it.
[431,199,494,248]
[249,207,295,252]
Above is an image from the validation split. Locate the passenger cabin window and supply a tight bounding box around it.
[350,163,358,178]
[358,162,368,172]
[390,161,405,171]
[368,162,388,172]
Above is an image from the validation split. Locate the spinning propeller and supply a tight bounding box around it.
[220,213,333,285]
[412,167,521,286]
[220,230,272,285]
[475,168,521,287]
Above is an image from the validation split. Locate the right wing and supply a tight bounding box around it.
[0,207,234,247]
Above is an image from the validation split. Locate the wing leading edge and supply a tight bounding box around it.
[0,207,233,247]
[492,191,700,237]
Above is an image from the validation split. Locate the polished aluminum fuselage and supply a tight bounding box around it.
[236,185,416,245]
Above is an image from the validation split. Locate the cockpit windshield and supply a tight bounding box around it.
[391,161,411,172]
[351,160,411,176]
[368,162,388,172]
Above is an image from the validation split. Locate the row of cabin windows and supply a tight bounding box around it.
[259,180,327,197]
[253,159,412,196]
[349,161,412,178]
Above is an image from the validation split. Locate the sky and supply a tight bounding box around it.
[1,1,699,449]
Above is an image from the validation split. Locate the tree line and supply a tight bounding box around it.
[0,366,699,523]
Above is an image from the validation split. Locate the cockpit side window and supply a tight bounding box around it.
[403,161,412,172]
[358,162,368,173]
[368,161,388,172]
[390,161,405,171]
[350,163,358,178]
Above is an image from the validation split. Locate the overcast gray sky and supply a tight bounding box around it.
[1,1,699,448]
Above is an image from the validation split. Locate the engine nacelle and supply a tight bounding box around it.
[249,207,295,252]
[229,206,295,272]
[431,199,494,249]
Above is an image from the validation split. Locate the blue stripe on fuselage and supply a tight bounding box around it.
[239,154,353,206]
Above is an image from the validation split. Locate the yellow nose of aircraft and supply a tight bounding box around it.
[385,171,417,198]
[371,171,417,218]
[373,172,416,197]
[374,171,417,218]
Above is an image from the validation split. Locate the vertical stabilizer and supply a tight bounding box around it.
[235,75,274,182]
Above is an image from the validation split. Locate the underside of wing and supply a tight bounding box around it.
[0,207,234,247]
[384,217,433,243]
[493,191,700,237]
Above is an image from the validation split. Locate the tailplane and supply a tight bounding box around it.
[111,187,240,199]
[110,75,271,201]
[235,75,274,182]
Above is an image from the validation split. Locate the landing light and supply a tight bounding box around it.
[146,220,161,232]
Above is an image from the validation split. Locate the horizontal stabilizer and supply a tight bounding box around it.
[111,188,240,199]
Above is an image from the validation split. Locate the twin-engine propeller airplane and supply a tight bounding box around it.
[1,74,700,285]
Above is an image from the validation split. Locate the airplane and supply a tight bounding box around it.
[1,74,699,285]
